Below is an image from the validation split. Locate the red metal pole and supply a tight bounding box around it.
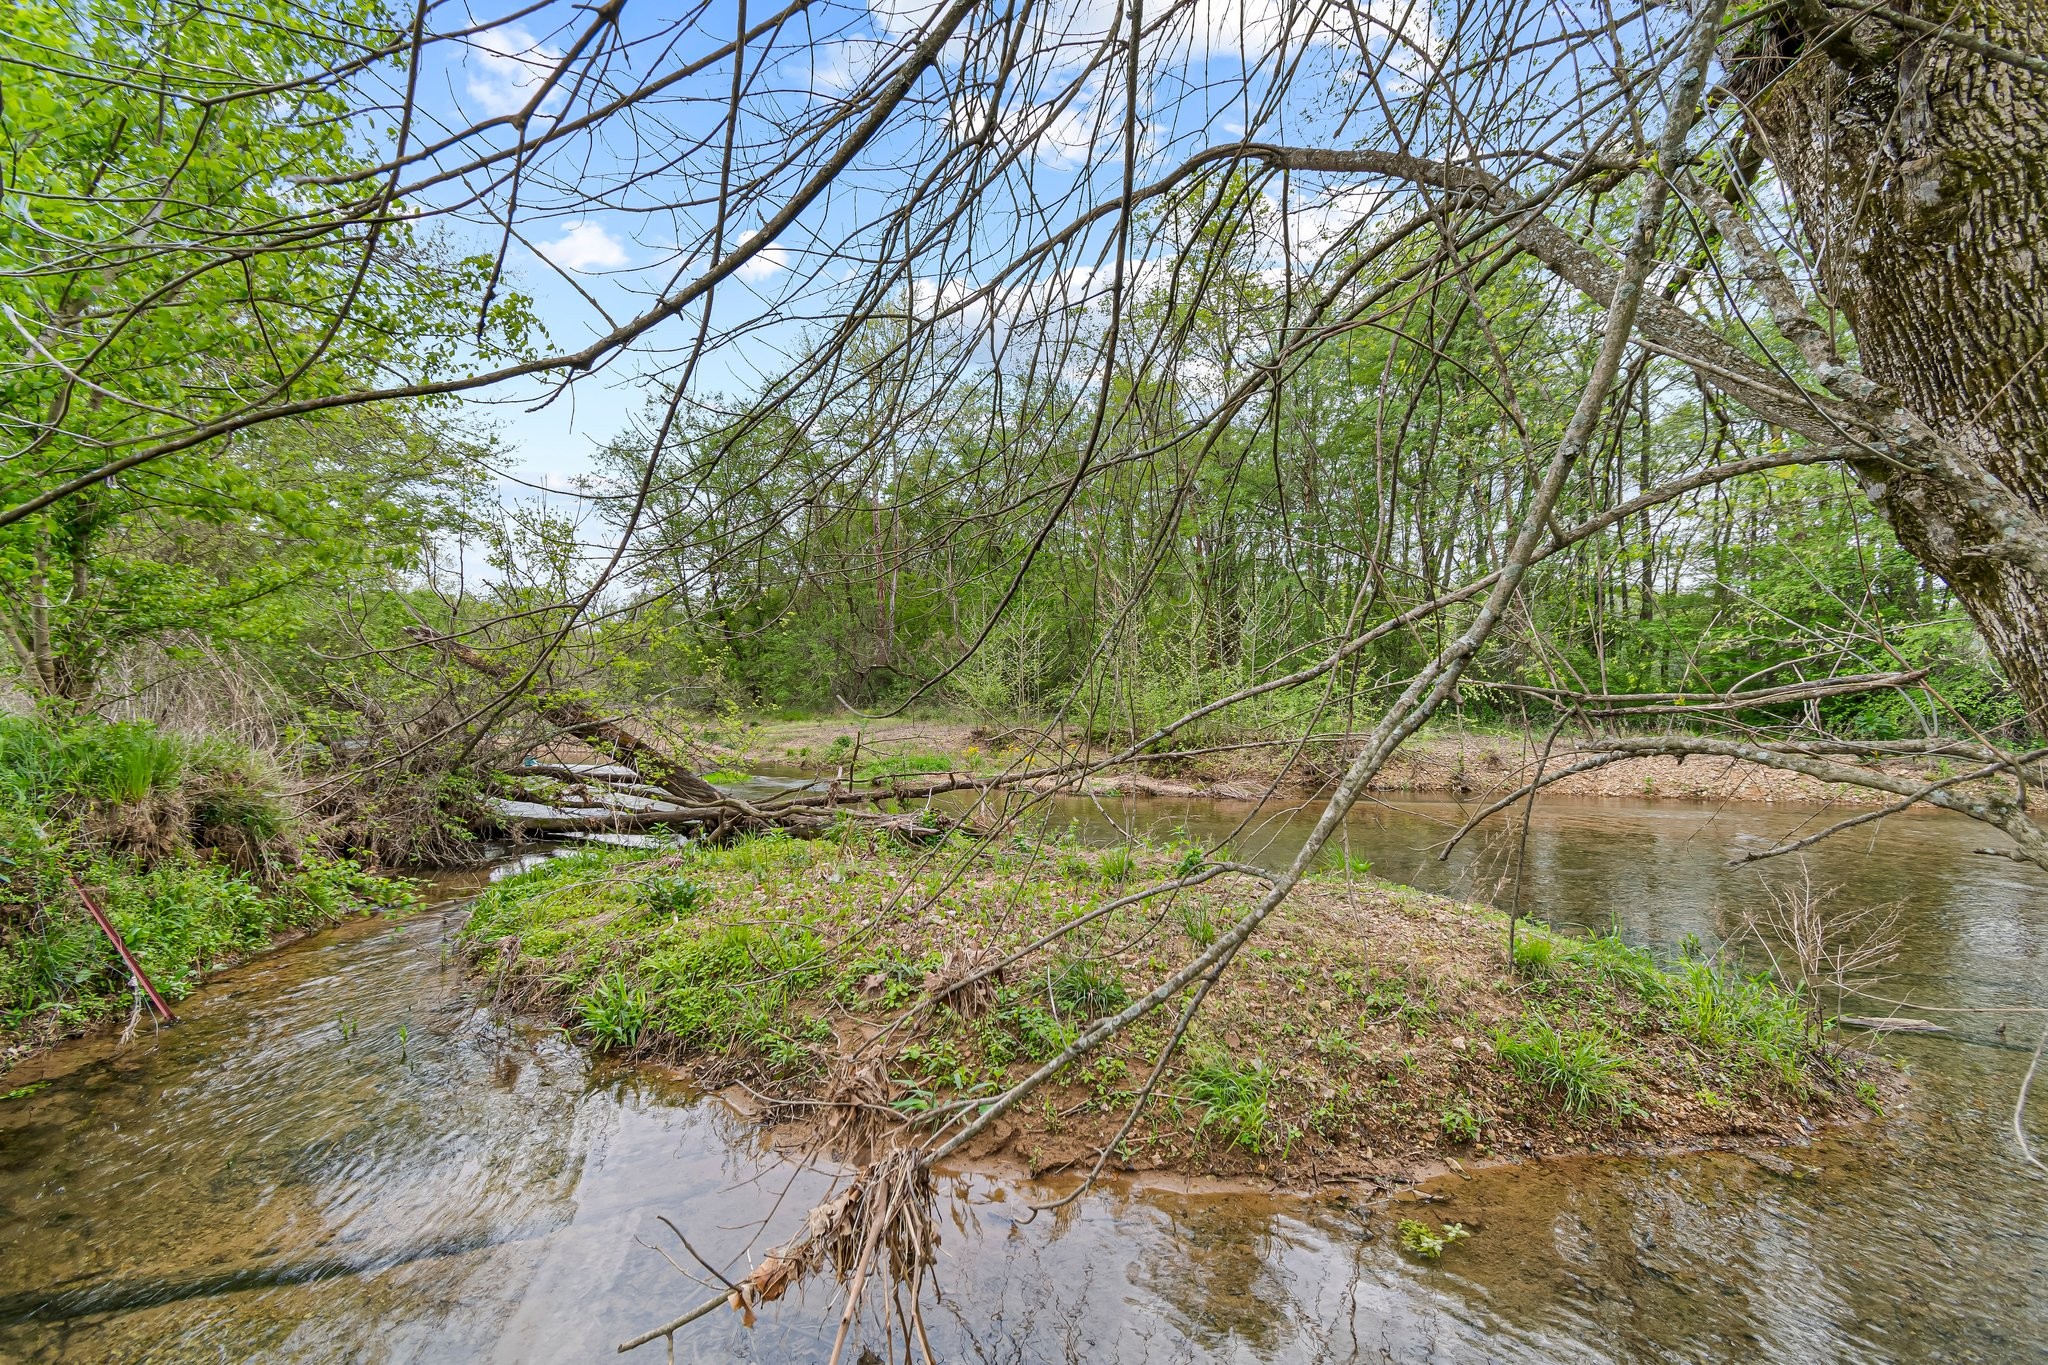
[67,872,178,1024]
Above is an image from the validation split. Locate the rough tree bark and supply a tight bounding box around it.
[1729,0,2048,727]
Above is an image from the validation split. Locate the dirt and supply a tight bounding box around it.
[732,714,1976,809]
[469,841,1890,1194]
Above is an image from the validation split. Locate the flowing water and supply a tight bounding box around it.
[1,796,2044,1362]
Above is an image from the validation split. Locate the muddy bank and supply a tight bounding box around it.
[733,715,1981,807]
[463,837,1885,1192]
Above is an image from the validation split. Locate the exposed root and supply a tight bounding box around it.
[922,945,1002,1019]
[619,1149,938,1362]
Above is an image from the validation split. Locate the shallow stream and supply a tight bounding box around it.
[1,795,2043,1361]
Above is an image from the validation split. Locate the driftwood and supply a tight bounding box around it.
[1837,1015,1950,1035]
[407,629,722,804]
[407,631,984,844]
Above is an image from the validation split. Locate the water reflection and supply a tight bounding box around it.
[0,801,2041,1361]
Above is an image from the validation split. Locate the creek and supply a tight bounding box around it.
[1,793,2043,1361]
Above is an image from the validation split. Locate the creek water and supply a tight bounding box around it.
[1,794,2043,1362]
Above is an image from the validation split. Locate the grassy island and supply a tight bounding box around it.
[462,830,1883,1184]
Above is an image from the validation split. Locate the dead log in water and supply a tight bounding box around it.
[406,629,723,805]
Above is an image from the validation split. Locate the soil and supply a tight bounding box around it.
[734,715,1975,808]
[465,841,1890,1193]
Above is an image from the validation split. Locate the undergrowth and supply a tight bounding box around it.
[0,715,416,1061]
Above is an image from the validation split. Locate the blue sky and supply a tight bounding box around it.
[390,0,1614,501]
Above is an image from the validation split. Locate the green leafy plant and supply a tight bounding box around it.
[640,875,710,916]
[1439,1098,1482,1143]
[1397,1219,1470,1260]
[578,972,649,1050]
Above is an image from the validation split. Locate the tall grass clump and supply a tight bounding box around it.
[1184,1050,1274,1152]
[0,713,413,1060]
[1493,1012,1634,1114]
[1668,960,1812,1085]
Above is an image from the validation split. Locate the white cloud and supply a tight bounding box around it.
[1281,181,1391,256]
[465,24,563,118]
[536,221,629,273]
[735,231,791,282]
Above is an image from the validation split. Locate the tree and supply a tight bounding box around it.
[1727,2,2048,725]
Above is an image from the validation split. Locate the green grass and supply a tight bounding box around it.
[465,836,832,1051]
[0,716,415,1054]
[1510,920,1813,1088]
[1667,960,1812,1085]
[1492,1011,1634,1114]
[1184,1050,1274,1151]
[1,844,413,1041]
[1046,954,1129,1017]
[639,874,709,916]
[855,750,953,779]
[1096,845,1136,884]
[0,716,185,806]
[460,830,1847,1171]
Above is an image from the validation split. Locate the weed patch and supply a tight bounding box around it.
[1494,1012,1634,1114]
[1184,1051,1273,1152]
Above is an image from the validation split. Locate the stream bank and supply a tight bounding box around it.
[0,796,2040,1361]
[734,716,2001,806]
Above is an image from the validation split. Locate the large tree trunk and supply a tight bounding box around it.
[1731,1,2048,728]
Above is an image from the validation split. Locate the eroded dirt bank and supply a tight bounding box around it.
[732,716,1974,806]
